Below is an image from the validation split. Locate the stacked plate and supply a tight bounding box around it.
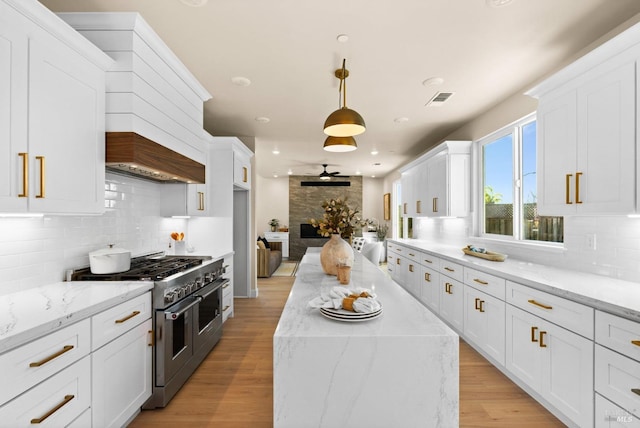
[320,302,383,322]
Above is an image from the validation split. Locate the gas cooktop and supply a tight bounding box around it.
[72,254,212,282]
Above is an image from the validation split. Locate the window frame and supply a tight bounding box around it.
[475,113,563,246]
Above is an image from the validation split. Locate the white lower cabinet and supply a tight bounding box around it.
[595,345,640,420]
[506,304,594,427]
[92,318,152,428]
[595,393,640,428]
[463,286,505,366]
[419,264,440,314]
[0,355,91,427]
[439,276,464,331]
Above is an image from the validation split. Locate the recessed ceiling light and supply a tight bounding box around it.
[422,77,444,87]
[486,0,513,7]
[371,175,376,178]
[231,76,251,87]
[272,149,280,155]
[355,170,361,175]
[336,34,349,43]
[394,117,409,123]
[273,174,278,178]
[255,116,270,123]
[178,0,208,6]
[371,149,379,155]
[287,169,293,175]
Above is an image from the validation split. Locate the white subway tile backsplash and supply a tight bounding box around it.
[0,172,199,294]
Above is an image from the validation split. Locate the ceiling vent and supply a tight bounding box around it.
[426,92,455,107]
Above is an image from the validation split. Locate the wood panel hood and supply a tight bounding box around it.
[106,132,205,184]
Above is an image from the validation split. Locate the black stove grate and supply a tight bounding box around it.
[72,255,207,282]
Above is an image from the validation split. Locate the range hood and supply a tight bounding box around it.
[106,132,205,184]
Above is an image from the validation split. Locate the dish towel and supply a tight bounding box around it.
[308,286,380,313]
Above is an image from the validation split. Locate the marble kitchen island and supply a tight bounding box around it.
[274,249,459,428]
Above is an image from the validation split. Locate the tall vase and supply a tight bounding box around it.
[320,234,354,276]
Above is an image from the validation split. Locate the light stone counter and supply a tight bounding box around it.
[390,239,640,322]
[273,249,459,428]
[0,281,153,353]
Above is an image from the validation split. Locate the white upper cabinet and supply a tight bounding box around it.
[233,146,252,190]
[528,23,640,216]
[400,141,471,218]
[0,0,112,214]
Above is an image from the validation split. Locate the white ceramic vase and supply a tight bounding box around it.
[320,234,354,276]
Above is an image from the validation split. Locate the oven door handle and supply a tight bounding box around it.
[165,297,199,320]
[196,280,228,300]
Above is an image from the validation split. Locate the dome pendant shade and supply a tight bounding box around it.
[323,108,366,137]
[323,136,357,152]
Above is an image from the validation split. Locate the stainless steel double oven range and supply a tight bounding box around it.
[73,254,227,408]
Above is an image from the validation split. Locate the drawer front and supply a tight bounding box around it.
[596,311,640,362]
[439,260,464,282]
[386,242,398,254]
[92,292,152,350]
[506,281,594,339]
[222,280,233,298]
[596,345,640,419]
[464,267,506,300]
[403,248,421,264]
[419,252,440,270]
[0,355,91,427]
[0,318,90,406]
[222,294,234,322]
[595,393,640,427]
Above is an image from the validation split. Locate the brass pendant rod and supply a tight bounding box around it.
[341,58,347,108]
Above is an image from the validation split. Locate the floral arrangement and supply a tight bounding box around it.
[376,223,389,240]
[269,218,279,227]
[309,197,361,238]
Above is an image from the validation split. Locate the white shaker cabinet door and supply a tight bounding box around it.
[464,287,505,366]
[27,30,105,214]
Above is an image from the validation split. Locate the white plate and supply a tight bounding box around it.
[320,307,383,322]
[321,305,382,318]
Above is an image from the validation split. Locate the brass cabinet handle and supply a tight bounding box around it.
[423,259,433,264]
[632,388,640,396]
[396,258,400,265]
[539,331,547,348]
[445,282,453,294]
[148,330,154,347]
[18,153,28,197]
[197,191,205,210]
[575,172,583,204]
[242,166,248,183]
[403,203,407,214]
[397,248,402,252]
[223,305,230,312]
[474,278,489,285]
[416,200,421,214]
[565,173,573,204]
[36,156,45,198]
[409,253,415,257]
[30,394,75,424]
[528,299,553,310]
[223,283,230,289]
[632,340,640,347]
[409,264,414,273]
[531,326,538,343]
[444,267,455,272]
[115,310,140,324]
[432,197,438,213]
[479,300,485,312]
[424,272,431,282]
[475,297,480,310]
[29,345,74,367]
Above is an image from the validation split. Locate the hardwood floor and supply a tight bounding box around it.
[129,275,565,427]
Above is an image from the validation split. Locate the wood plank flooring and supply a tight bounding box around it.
[129,276,566,427]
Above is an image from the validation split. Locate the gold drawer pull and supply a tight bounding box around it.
[223,305,231,312]
[30,394,74,424]
[409,253,415,257]
[29,345,74,367]
[223,283,230,289]
[528,299,552,310]
[632,388,640,396]
[198,191,205,210]
[444,267,454,272]
[115,310,140,324]
[403,203,407,214]
[416,200,421,214]
[242,166,248,183]
[19,153,28,197]
[432,197,438,213]
[423,259,433,264]
[474,278,489,285]
[575,172,583,204]
[445,282,453,294]
[478,300,485,313]
[396,258,400,265]
[631,340,640,347]
[148,330,154,347]
[539,331,547,348]
[424,272,431,282]
[409,264,414,273]
[565,173,573,204]
[475,298,480,310]
[531,326,538,343]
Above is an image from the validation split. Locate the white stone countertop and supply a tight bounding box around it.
[390,239,640,322]
[0,281,153,354]
[275,250,458,339]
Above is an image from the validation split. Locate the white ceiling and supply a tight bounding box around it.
[41,0,640,179]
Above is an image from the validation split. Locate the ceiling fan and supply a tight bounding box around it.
[319,164,346,180]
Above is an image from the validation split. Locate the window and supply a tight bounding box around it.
[479,114,563,243]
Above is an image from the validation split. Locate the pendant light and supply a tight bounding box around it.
[323,59,366,138]
[323,136,357,152]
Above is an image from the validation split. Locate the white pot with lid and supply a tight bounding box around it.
[89,244,131,274]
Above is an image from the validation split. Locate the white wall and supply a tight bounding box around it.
[0,172,231,295]
[255,175,289,236]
